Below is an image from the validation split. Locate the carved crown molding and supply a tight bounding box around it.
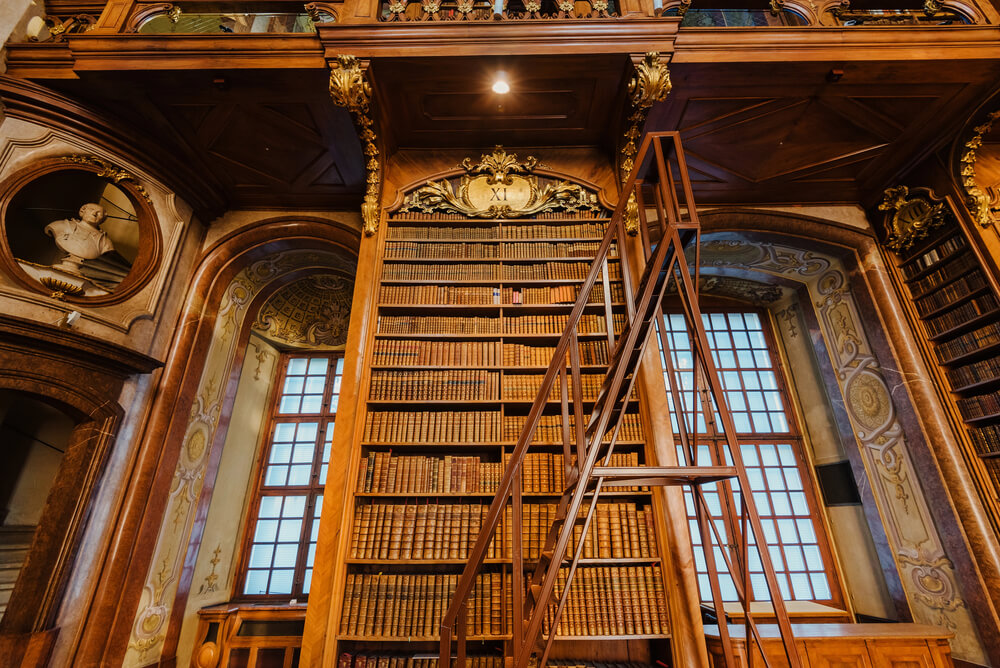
[328,55,381,237]
[959,109,1000,228]
[397,146,601,219]
[878,185,948,253]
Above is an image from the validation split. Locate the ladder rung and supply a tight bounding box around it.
[592,466,737,487]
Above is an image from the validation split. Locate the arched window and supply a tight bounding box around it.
[235,353,345,599]
[658,309,843,605]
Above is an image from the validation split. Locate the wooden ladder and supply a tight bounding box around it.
[439,132,802,668]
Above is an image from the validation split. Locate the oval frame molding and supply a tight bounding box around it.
[0,155,163,306]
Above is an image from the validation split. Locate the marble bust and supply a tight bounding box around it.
[45,203,116,273]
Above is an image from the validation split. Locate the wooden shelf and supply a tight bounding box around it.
[938,339,1000,367]
[343,557,662,567]
[916,286,990,320]
[373,332,615,340]
[951,375,1000,395]
[964,411,1000,425]
[927,309,1000,342]
[353,491,652,499]
[909,264,979,301]
[902,246,969,282]
[338,635,511,642]
[367,365,611,371]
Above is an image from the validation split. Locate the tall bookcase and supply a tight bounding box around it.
[336,207,672,666]
[890,221,1000,512]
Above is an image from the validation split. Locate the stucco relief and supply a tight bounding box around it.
[125,249,356,666]
[0,117,189,342]
[252,272,354,348]
[700,238,987,663]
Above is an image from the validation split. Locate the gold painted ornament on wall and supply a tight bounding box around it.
[399,146,600,219]
[878,185,948,253]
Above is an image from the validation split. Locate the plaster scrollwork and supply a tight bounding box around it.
[125,249,356,667]
[697,237,985,663]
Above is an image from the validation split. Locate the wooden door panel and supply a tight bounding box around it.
[805,639,873,668]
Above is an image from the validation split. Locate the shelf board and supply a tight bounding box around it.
[909,265,979,301]
[343,557,661,566]
[384,236,608,243]
[951,375,1000,395]
[338,635,511,642]
[378,278,623,286]
[901,245,970,282]
[964,411,1000,425]
[373,332,616,340]
[376,303,624,313]
[359,441,645,447]
[353,491,652,499]
[383,256,616,264]
[927,309,1000,342]
[916,286,990,320]
[937,339,1000,367]
[367,365,611,371]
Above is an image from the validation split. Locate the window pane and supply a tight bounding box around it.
[241,354,344,599]
[659,310,835,602]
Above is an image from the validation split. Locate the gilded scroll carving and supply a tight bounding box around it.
[620,53,672,235]
[399,146,600,219]
[959,110,1000,228]
[329,55,381,236]
[878,185,947,252]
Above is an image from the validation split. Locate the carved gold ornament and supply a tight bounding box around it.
[959,110,1000,228]
[878,185,948,253]
[60,154,152,203]
[328,55,382,236]
[620,53,672,235]
[399,146,600,219]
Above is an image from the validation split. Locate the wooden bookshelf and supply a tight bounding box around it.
[893,230,1000,500]
[336,210,672,664]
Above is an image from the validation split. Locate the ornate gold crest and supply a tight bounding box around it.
[399,146,600,219]
[878,185,948,253]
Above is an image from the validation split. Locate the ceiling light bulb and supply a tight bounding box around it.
[492,74,510,95]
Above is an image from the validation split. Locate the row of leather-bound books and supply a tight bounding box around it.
[908,252,978,298]
[957,393,1000,421]
[376,314,620,336]
[899,235,965,279]
[348,501,658,561]
[354,451,643,495]
[376,283,622,306]
[539,566,669,637]
[380,261,622,283]
[369,340,613,368]
[922,293,998,337]
[364,410,501,443]
[502,413,644,443]
[933,321,1000,364]
[383,240,611,260]
[945,355,1000,389]
[970,424,1000,455]
[384,219,607,239]
[914,270,988,318]
[340,573,502,638]
[367,370,624,402]
[369,370,501,402]
[339,568,667,640]
[338,656,654,668]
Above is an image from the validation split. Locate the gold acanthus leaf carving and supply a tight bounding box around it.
[61,154,152,203]
[628,51,672,111]
[878,185,947,253]
[329,55,381,236]
[620,52,672,235]
[959,110,1000,228]
[462,145,538,185]
[400,176,599,219]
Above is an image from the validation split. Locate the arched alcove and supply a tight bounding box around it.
[680,210,1000,664]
